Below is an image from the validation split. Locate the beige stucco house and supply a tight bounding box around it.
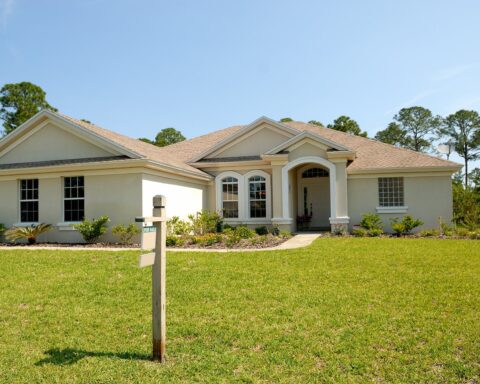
[0,110,461,242]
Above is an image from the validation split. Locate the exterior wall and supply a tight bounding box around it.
[209,125,291,158]
[348,175,453,232]
[0,123,115,164]
[288,142,327,162]
[142,174,206,220]
[0,172,143,243]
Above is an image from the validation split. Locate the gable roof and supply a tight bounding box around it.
[1,112,461,178]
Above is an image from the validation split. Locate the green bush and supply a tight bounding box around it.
[359,213,383,231]
[468,230,480,240]
[438,217,454,236]
[5,223,52,244]
[225,233,240,248]
[279,230,293,239]
[167,216,192,236]
[352,228,368,237]
[112,223,140,244]
[234,226,255,239]
[166,235,185,247]
[74,216,109,243]
[419,228,440,237]
[454,227,471,238]
[188,210,222,235]
[453,184,480,230]
[390,215,423,236]
[255,226,269,236]
[270,226,281,236]
[367,228,383,237]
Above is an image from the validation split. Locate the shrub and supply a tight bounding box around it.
[225,233,240,248]
[390,215,423,236]
[188,210,222,235]
[167,216,191,236]
[234,226,255,239]
[112,223,140,245]
[255,226,269,236]
[166,235,185,247]
[367,228,383,237]
[5,223,52,244]
[279,230,293,239]
[453,184,480,230]
[196,233,223,246]
[74,216,109,243]
[468,230,480,240]
[359,213,383,231]
[0,223,5,233]
[270,226,280,236]
[438,217,454,236]
[352,228,368,237]
[454,227,470,238]
[419,229,440,237]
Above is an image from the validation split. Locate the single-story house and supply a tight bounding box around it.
[0,110,461,242]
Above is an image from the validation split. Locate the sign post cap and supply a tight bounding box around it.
[153,195,166,209]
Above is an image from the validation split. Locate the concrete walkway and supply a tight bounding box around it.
[0,233,322,253]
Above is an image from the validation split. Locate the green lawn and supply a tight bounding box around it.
[0,238,479,383]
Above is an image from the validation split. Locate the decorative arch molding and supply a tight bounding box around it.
[281,156,337,223]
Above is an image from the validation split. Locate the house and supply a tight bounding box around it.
[0,110,461,242]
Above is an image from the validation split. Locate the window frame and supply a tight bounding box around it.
[244,170,271,221]
[221,176,240,219]
[248,175,267,219]
[376,177,408,213]
[19,178,39,223]
[63,176,85,223]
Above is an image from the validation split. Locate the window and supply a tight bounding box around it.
[378,177,404,207]
[249,175,266,218]
[302,167,329,178]
[20,179,39,222]
[222,177,239,218]
[64,176,85,222]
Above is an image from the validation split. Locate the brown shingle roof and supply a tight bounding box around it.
[60,114,460,177]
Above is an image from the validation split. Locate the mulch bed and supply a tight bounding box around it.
[0,242,140,248]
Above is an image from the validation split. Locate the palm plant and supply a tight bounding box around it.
[5,223,52,244]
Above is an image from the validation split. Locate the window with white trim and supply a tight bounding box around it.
[302,167,329,178]
[64,176,85,222]
[248,175,266,218]
[20,179,39,222]
[221,177,239,218]
[378,177,404,207]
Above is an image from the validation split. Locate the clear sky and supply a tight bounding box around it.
[1,0,479,163]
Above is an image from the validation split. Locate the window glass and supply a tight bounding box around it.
[249,176,266,218]
[378,177,404,207]
[20,179,39,222]
[64,176,85,221]
[222,177,238,218]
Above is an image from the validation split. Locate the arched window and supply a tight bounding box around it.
[248,175,266,218]
[302,167,329,178]
[222,177,239,218]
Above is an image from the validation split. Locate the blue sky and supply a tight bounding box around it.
[1,0,479,164]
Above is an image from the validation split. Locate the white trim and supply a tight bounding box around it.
[271,217,294,225]
[329,216,350,224]
[215,171,244,220]
[13,222,39,227]
[281,156,337,222]
[265,131,353,155]
[244,170,272,221]
[56,222,81,231]
[376,206,408,214]
[189,116,299,162]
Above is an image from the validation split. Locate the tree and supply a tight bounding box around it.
[385,106,441,152]
[308,120,324,127]
[0,82,57,136]
[374,122,408,147]
[327,116,367,137]
[441,110,480,186]
[154,127,186,147]
[280,117,293,122]
[139,128,186,147]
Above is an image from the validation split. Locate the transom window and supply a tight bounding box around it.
[249,175,266,218]
[64,176,85,222]
[20,179,39,222]
[378,177,404,207]
[222,177,239,218]
[302,167,329,178]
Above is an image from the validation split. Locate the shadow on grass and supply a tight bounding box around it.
[35,348,151,366]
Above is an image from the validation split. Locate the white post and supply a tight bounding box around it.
[152,195,166,362]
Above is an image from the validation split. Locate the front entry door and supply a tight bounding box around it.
[298,174,330,229]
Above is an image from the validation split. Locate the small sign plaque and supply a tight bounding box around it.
[141,225,156,250]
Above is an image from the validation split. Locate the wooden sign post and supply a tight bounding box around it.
[135,195,167,363]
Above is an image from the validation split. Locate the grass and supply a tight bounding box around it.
[0,238,479,383]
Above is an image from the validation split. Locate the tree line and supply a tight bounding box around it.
[1,81,479,187]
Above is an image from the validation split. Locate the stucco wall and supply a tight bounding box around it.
[0,173,143,243]
[0,123,115,164]
[142,174,206,220]
[348,175,453,232]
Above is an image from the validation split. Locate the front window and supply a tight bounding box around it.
[302,167,329,178]
[222,177,239,218]
[378,177,404,207]
[20,179,39,222]
[249,176,266,218]
[64,176,85,222]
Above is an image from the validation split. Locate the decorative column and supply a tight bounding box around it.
[329,158,350,233]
